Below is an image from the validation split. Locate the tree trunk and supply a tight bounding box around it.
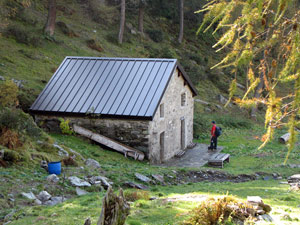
[44,0,56,36]
[178,0,184,44]
[118,0,126,44]
[97,187,130,225]
[138,0,145,34]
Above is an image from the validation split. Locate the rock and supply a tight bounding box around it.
[11,78,25,88]
[44,196,63,206]
[87,176,111,189]
[288,174,300,183]
[152,174,164,183]
[259,214,273,222]
[76,187,88,196]
[205,107,212,112]
[279,181,288,184]
[135,173,152,183]
[215,104,222,109]
[3,221,12,225]
[0,149,4,159]
[46,174,60,183]
[4,209,16,220]
[218,94,228,104]
[21,192,36,200]
[85,158,101,169]
[69,176,91,187]
[282,213,292,221]
[40,160,48,171]
[34,199,42,205]
[194,99,209,105]
[0,75,5,81]
[262,203,272,213]
[150,196,157,201]
[124,182,148,190]
[131,29,137,35]
[247,196,263,205]
[37,191,52,202]
[53,144,69,157]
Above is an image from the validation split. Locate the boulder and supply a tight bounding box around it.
[37,191,52,202]
[247,196,263,205]
[46,174,60,183]
[152,174,164,183]
[288,174,300,183]
[76,187,88,196]
[34,199,42,205]
[124,181,148,190]
[0,75,5,81]
[194,99,209,105]
[135,173,152,183]
[258,214,274,222]
[44,196,64,206]
[53,144,69,157]
[21,192,36,200]
[85,158,101,169]
[87,176,111,189]
[69,176,91,187]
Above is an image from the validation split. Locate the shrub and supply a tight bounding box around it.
[124,190,150,202]
[59,118,74,135]
[62,156,78,166]
[0,128,22,149]
[2,149,22,162]
[146,29,164,42]
[5,24,42,47]
[183,196,251,225]
[87,0,118,25]
[0,80,19,107]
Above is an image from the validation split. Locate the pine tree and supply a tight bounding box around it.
[197,0,300,162]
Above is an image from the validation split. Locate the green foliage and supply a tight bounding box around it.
[146,29,164,42]
[58,118,74,135]
[5,24,42,47]
[124,190,150,202]
[0,80,19,107]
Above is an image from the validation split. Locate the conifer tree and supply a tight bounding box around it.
[197,0,300,162]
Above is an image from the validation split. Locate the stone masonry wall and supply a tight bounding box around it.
[148,68,194,164]
[35,115,150,155]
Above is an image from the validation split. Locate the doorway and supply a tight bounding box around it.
[181,118,186,150]
[160,132,165,163]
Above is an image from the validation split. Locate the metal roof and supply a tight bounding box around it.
[30,57,197,119]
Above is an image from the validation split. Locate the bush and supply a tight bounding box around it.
[5,24,42,47]
[2,149,22,162]
[59,118,74,135]
[0,80,19,107]
[0,128,22,149]
[88,0,118,25]
[146,29,164,42]
[183,196,251,225]
[124,190,150,202]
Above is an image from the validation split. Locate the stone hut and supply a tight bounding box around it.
[30,57,197,163]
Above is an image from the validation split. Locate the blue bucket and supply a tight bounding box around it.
[48,161,61,175]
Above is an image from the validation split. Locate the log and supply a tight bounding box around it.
[73,124,145,161]
[97,187,130,225]
[279,133,290,144]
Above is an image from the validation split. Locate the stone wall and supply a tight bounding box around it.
[148,68,194,164]
[35,115,150,155]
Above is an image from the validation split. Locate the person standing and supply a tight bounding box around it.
[209,121,217,150]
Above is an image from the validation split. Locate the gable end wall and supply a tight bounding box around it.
[148,68,194,163]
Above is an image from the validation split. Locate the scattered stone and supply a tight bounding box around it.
[53,144,69,157]
[215,104,222,110]
[263,176,272,181]
[124,182,148,190]
[205,107,212,112]
[135,173,152,183]
[258,214,274,222]
[76,187,88,196]
[288,174,300,183]
[37,191,52,202]
[152,174,164,183]
[85,158,101,169]
[87,176,111,189]
[69,148,85,161]
[279,181,288,184]
[131,29,137,35]
[34,199,42,205]
[46,174,60,183]
[11,78,26,88]
[277,176,283,180]
[247,196,263,205]
[40,160,48,171]
[69,176,91,187]
[149,196,157,201]
[194,99,209,105]
[218,94,228,105]
[21,192,36,200]
[44,196,63,206]
[0,75,4,81]
[4,209,16,220]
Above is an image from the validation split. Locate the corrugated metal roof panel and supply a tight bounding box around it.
[30,57,197,119]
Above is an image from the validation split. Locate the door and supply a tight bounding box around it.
[181,118,186,149]
[160,132,165,163]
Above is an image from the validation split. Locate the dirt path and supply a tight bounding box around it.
[162,143,223,168]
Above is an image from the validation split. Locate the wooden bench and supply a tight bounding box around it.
[175,150,186,157]
[208,153,230,168]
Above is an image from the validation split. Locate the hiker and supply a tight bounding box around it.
[209,121,218,150]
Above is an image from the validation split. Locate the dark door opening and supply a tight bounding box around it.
[160,132,165,163]
[181,118,185,150]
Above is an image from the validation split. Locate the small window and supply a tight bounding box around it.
[181,93,186,106]
[160,104,164,118]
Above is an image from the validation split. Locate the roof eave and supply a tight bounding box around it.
[176,62,198,97]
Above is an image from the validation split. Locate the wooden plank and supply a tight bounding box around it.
[73,124,144,161]
[208,153,230,168]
